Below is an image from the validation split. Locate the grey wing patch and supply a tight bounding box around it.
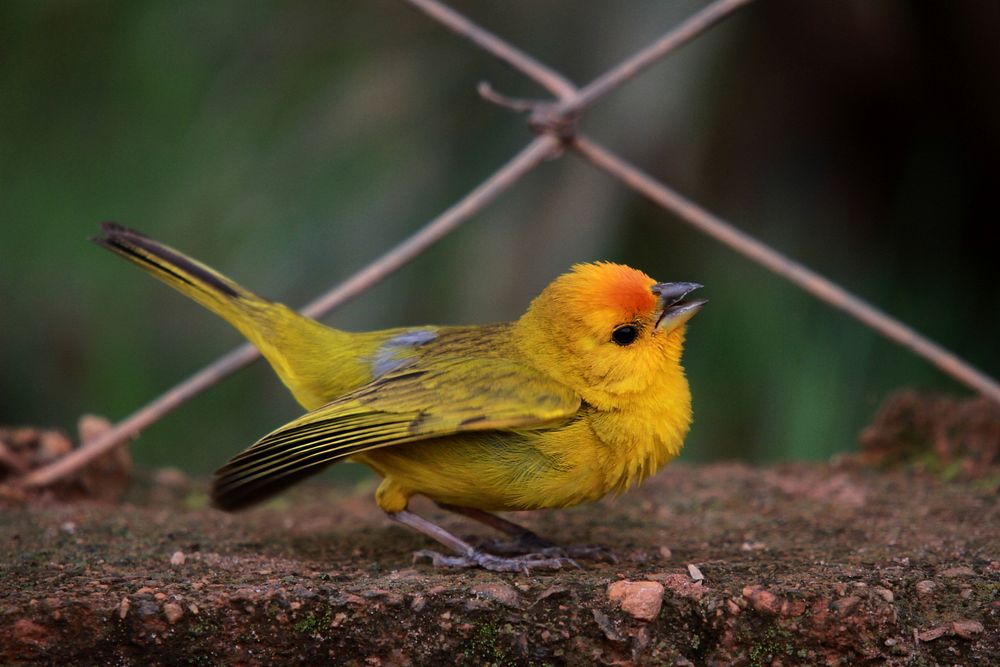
[370,329,438,377]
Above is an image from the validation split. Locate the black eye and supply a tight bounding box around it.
[611,324,639,346]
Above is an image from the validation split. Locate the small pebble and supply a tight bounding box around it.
[162,603,183,624]
[687,564,704,581]
[742,586,781,615]
[470,582,521,608]
[915,580,936,596]
[917,625,948,642]
[607,580,664,621]
[169,551,186,566]
[873,586,894,603]
[952,619,984,639]
[658,546,672,560]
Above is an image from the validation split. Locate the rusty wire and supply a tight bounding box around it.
[24,0,999,488]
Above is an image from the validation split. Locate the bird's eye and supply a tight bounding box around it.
[611,324,639,346]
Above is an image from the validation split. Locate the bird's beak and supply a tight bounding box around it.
[653,282,706,333]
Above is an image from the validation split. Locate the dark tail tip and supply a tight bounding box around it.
[91,223,242,299]
[91,221,147,244]
[91,222,154,252]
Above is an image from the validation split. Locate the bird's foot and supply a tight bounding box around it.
[478,536,618,563]
[413,548,580,573]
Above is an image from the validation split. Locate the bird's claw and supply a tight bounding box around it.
[413,549,580,573]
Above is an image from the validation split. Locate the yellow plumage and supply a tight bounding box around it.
[96,224,704,569]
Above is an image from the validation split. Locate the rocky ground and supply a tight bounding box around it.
[1,392,997,666]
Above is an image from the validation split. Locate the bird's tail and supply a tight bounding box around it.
[99,222,263,309]
[93,223,280,340]
[93,223,347,409]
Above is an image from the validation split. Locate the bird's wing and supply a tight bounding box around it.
[211,356,581,510]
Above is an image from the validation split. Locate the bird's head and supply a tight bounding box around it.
[515,262,705,404]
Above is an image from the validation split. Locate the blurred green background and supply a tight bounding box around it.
[2,1,997,476]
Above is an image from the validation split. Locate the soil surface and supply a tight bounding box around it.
[2,394,998,666]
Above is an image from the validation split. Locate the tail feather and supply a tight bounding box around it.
[92,223,262,316]
[93,222,357,411]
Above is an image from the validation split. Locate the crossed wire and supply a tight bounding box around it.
[24,0,999,488]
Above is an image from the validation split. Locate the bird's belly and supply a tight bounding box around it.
[356,425,609,512]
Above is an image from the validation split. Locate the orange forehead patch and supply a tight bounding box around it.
[567,262,657,319]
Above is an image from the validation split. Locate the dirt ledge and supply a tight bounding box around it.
[2,458,998,666]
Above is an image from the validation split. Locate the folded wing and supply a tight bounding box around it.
[211,356,580,510]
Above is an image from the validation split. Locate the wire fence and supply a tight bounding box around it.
[23,0,1000,488]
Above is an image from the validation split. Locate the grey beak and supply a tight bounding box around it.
[652,282,702,307]
[652,282,706,331]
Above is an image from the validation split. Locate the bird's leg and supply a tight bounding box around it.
[435,502,617,563]
[386,510,577,573]
[435,502,557,552]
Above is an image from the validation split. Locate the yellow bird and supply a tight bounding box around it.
[95,224,705,571]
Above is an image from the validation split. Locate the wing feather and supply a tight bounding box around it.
[212,356,579,510]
